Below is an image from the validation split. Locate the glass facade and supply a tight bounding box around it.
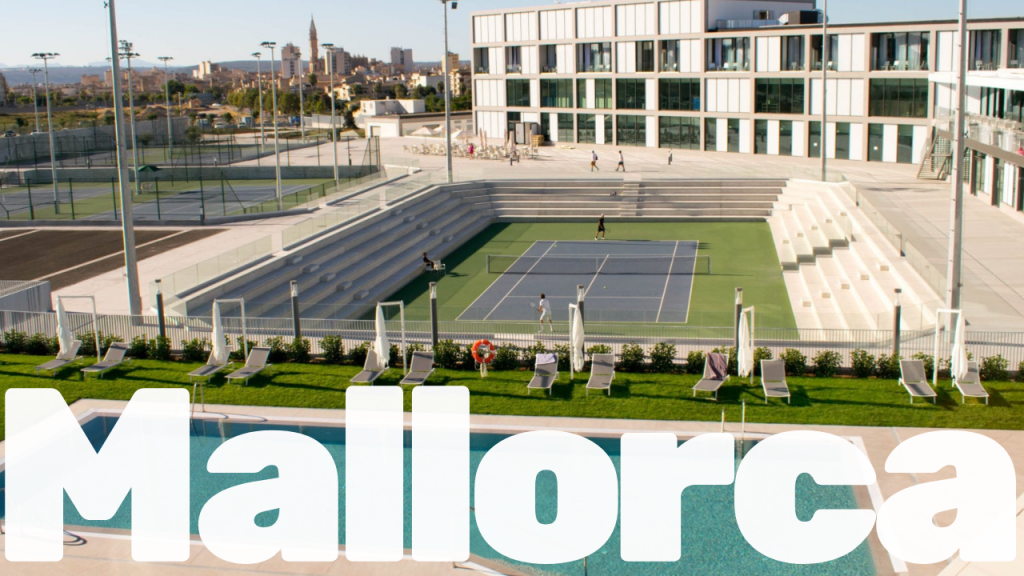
[707,37,751,71]
[506,79,531,107]
[541,45,558,73]
[869,79,928,117]
[779,120,793,156]
[810,35,839,71]
[868,124,885,162]
[897,124,914,164]
[506,46,522,74]
[969,30,1002,70]
[577,114,596,144]
[616,79,647,110]
[595,79,613,109]
[1011,30,1024,68]
[473,48,489,74]
[755,79,805,114]
[660,40,681,72]
[603,114,613,145]
[705,118,717,150]
[558,113,574,143]
[781,36,805,71]
[659,79,700,111]
[754,120,768,155]
[616,115,647,146]
[871,32,930,71]
[659,116,700,150]
[809,122,822,158]
[540,79,573,108]
[727,119,740,152]
[636,41,655,72]
[809,121,851,159]
[576,79,588,108]
[577,42,613,73]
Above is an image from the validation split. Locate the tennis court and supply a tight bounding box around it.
[458,240,708,323]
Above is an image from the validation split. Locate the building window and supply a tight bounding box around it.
[506,111,521,139]
[871,32,930,71]
[754,120,769,155]
[616,115,647,146]
[659,79,700,111]
[636,41,655,72]
[809,121,851,159]
[897,124,914,164]
[869,79,928,118]
[603,114,613,144]
[1009,90,1024,123]
[616,79,646,110]
[473,48,489,74]
[779,120,794,156]
[506,79,531,107]
[578,114,596,143]
[727,119,740,152]
[540,79,573,108]
[595,79,613,109]
[541,45,558,73]
[1011,30,1024,68]
[781,36,805,71]
[505,46,522,74]
[809,122,822,158]
[577,79,588,108]
[755,79,805,114]
[558,113,574,142]
[577,43,612,73]
[969,30,1002,70]
[810,35,839,71]
[659,116,700,150]
[660,40,680,72]
[979,87,1006,119]
[540,114,551,141]
[868,124,884,162]
[707,37,751,72]
[705,118,717,150]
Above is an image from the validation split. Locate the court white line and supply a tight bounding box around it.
[458,242,542,320]
[583,254,610,297]
[33,230,192,283]
[0,229,39,243]
[481,241,558,321]
[655,241,680,323]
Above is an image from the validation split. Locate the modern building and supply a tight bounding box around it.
[391,47,415,72]
[281,43,303,79]
[0,72,9,106]
[445,51,461,73]
[470,0,1024,211]
[324,47,352,76]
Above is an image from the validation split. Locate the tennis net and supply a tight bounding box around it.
[486,254,711,275]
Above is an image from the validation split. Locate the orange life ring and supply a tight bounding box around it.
[472,340,496,364]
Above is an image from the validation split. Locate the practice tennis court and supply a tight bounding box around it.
[458,240,708,323]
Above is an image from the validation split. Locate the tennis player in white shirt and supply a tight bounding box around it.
[537,293,553,333]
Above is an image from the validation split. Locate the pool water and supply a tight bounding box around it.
[0,416,876,576]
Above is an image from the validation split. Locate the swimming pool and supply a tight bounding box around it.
[0,414,877,576]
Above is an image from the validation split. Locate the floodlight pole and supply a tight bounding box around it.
[28,68,42,133]
[32,53,60,214]
[323,43,340,185]
[892,289,902,357]
[290,280,301,339]
[105,0,143,315]
[159,56,174,165]
[253,52,266,153]
[295,50,306,142]
[440,0,454,183]
[734,288,744,349]
[820,0,828,182]
[262,41,283,211]
[118,42,141,195]
[946,0,969,313]
[429,282,439,349]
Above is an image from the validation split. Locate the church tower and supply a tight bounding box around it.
[309,16,320,74]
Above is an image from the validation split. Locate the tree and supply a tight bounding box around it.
[146,111,158,121]
[351,84,364,96]
[222,112,233,123]
[308,74,318,87]
[167,80,186,96]
[278,92,300,115]
[393,84,409,99]
[15,117,26,129]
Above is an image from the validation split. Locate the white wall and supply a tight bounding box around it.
[476,111,505,141]
[810,78,866,117]
[913,125,929,164]
[556,44,575,74]
[616,3,656,37]
[755,37,782,72]
[646,78,658,111]
[767,119,780,154]
[473,15,504,44]
[617,42,637,73]
[716,118,728,152]
[596,115,606,145]
[586,79,596,109]
[659,0,702,35]
[521,46,539,75]
[530,80,541,109]
[848,123,864,161]
[883,124,898,163]
[474,79,505,108]
[739,119,751,153]
[646,116,658,147]
[678,39,702,73]
[539,9,573,40]
[505,12,538,42]
[792,121,806,157]
[831,33,866,72]
[936,31,955,72]
[705,78,751,113]
[486,46,505,75]
[576,6,614,39]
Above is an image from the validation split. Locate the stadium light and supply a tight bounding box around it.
[293,48,306,142]
[322,42,340,185]
[440,0,455,184]
[31,52,61,214]
[252,52,266,154]
[113,41,141,195]
[27,68,42,133]
[946,0,969,314]
[158,56,174,164]
[820,0,828,182]
[261,41,283,211]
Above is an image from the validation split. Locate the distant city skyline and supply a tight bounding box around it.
[1,0,1022,68]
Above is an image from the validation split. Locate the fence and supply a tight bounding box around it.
[3,309,1022,372]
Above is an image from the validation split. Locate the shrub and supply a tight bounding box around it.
[288,337,311,363]
[320,335,345,364]
[649,342,677,373]
[780,348,807,377]
[148,336,172,361]
[753,347,773,376]
[349,341,370,367]
[264,336,289,364]
[389,344,402,367]
[2,329,28,354]
[912,353,935,378]
[1019,360,1024,383]
[181,338,209,362]
[552,343,572,372]
[491,343,520,371]
[521,341,547,367]
[712,346,737,375]
[229,337,258,362]
[619,342,646,373]
[685,350,706,375]
[980,355,1009,381]
[814,350,842,378]
[128,336,150,359]
[851,349,875,378]
[586,344,612,360]
[404,342,425,366]
[457,343,476,370]
[875,354,902,380]
[26,333,57,356]
[434,339,460,369]
[100,334,124,355]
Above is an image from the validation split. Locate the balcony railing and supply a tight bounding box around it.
[474,66,489,74]
[935,108,1024,155]
[541,65,558,74]
[707,61,751,72]
[876,60,929,71]
[506,64,522,74]
[578,64,612,73]
[661,61,680,72]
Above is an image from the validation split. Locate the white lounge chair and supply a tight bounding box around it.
[953,361,989,405]
[401,351,434,386]
[586,354,615,396]
[80,342,130,379]
[693,353,729,401]
[528,353,558,396]
[35,340,82,376]
[351,349,387,384]
[899,360,937,404]
[760,359,791,404]
[225,347,272,386]
[189,353,233,383]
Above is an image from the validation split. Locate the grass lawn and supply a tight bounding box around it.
[380,222,796,328]
[1,353,1019,441]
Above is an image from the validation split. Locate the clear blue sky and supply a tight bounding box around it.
[1,0,1021,68]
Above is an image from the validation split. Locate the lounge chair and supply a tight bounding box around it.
[188,352,233,383]
[225,347,271,386]
[586,354,615,396]
[351,349,387,384]
[401,351,434,386]
[899,360,937,404]
[693,353,729,401]
[953,361,989,405]
[760,359,791,404]
[80,342,130,379]
[528,353,558,396]
[35,340,82,376]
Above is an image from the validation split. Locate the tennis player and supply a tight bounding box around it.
[595,214,606,240]
[537,294,553,333]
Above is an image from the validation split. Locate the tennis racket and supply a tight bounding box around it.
[527,301,536,312]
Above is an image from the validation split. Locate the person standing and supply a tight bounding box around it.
[590,150,599,172]
[595,213,606,240]
[468,142,475,158]
[668,149,673,166]
[422,252,435,271]
[537,293,553,333]
[615,150,625,172]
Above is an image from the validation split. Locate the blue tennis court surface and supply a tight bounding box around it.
[459,240,700,323]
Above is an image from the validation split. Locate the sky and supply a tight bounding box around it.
[1,0,1022,68]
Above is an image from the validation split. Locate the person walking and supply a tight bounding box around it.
[668,149,673,166]
[615,150,625,172]
[468,142,475,159]
[595,214,606,240]
[537,293,553,333]
[590,150,599,172]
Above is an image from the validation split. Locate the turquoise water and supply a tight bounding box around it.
[0,416,876,576]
